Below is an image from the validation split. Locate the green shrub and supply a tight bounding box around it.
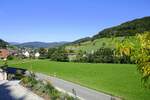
[21,76,38,88]
[60,93,75,100]
[21,77,30,84]
[20,76,77,100]
[7,55,14,60]
[15,73,24,80]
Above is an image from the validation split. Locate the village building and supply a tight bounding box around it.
[68,53,77,61]
[23,51,30,58]
[0,49,9,59]
[35,52,40,58]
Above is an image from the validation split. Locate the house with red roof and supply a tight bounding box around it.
[0,49,9,59]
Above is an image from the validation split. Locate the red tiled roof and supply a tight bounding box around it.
[0,49,9,58]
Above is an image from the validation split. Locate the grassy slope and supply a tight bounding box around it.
[66,36,137,53]
[1,59,150,100]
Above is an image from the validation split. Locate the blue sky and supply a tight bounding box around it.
[0,0,150,43]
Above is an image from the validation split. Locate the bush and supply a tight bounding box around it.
[15,73,24,80]
[39,56,47,59]
[77,48,115,63]
[7,55,14,60]
[21,76,30,84]
[60,93,75,100]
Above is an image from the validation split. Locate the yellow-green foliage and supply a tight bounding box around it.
[115,32,150,87]
[135,32,150,86]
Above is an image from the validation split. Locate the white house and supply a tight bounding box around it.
[35,52,40,58]
[23,51,30,58]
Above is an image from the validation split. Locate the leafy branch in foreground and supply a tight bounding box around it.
[135,32,150,87]
[114,32,150,87]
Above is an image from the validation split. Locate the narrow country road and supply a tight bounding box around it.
[36,73,116,100]
[0,80,43,100]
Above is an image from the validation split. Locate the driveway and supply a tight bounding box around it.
[36,73,117,100]
[0,80,43,100]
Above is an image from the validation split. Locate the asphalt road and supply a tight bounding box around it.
[36,73,117,100]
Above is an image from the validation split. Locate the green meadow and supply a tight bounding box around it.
[0,59,150,100]
[66,36,138,53]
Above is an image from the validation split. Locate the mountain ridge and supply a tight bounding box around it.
[13,41,68,48]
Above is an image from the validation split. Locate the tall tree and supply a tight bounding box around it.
[114,37,134,63]
[0,39,8,48]
[38,48,48,58]
[115,32,150,87]
[135,32,150,87]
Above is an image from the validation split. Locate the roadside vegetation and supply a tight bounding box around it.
[20,73,76,100]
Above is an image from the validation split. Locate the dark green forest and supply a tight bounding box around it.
[94,16,150,38]
[0,39,8,48]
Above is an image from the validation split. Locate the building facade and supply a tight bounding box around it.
[0,49,9,59]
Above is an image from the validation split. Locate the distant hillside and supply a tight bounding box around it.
[66,36,138,53]
[69,16,150,45]
[15,41,68,48]
[0,39,8,48]
[71,37,91,44]
[65,16,150,52]
[93,16,150,39]
[9,42,20,45]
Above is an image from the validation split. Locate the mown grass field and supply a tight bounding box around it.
[0,59,150,100]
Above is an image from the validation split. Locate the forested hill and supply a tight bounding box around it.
[93,16,150,39]
[0,39,8,48]
[69,16,150,45]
